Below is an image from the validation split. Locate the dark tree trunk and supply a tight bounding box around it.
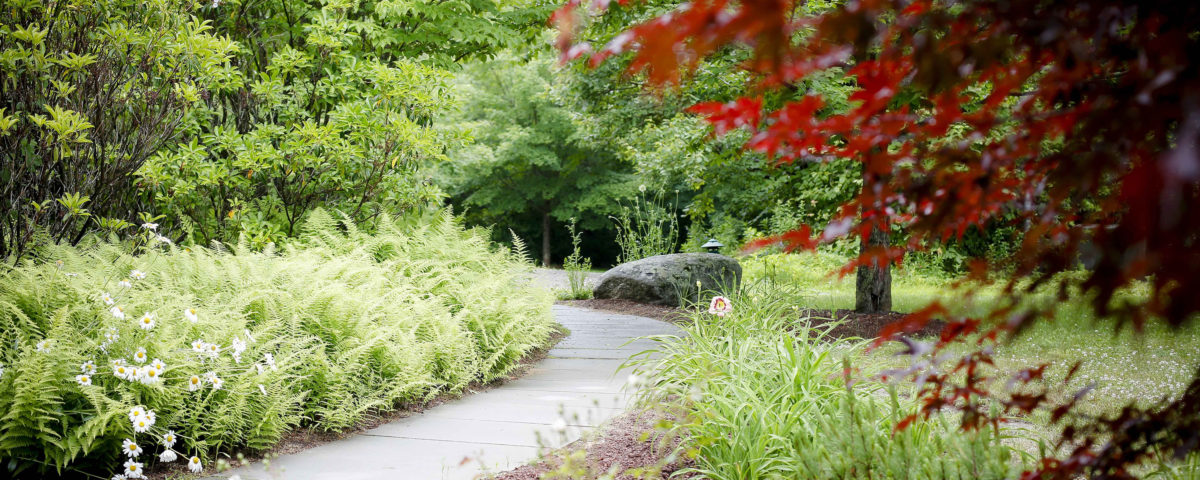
[541,211,552,267]
[855,225,893,313]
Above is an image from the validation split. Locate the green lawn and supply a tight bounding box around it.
[741,251,1200,424]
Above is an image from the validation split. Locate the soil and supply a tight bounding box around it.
[145,325,569,480]
[491,408,698,480]
[558,299,696,325]
[789,308,946,340]
[561,299,943,341]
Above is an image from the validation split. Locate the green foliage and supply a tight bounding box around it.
[437,53,635,265]
[561,218,592,300]
[630,287,1026,479]
[0,0,237,258]
[0,210,553,477]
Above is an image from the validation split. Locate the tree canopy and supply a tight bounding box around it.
[553,0,1200,477]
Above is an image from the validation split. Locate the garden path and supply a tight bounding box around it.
[209,304,679,480]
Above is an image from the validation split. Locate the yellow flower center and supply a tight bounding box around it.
[129,445,137,451]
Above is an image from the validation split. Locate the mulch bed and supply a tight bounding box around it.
[790,308,946,340]
[561,299,943,341]
[492,408,698,480]
[559,298,695,325]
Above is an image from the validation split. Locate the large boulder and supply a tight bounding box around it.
[594,253,741,306]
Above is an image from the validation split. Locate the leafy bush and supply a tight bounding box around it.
[0,0,236,259]
[630,287,1026,479]
[0,210,554,478]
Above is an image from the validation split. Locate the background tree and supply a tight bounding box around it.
[137,0,554,248]
[438,54,634,266]
[554,0,1200,477]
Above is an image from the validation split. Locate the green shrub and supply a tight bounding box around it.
[0,210,553,478]
[630,286,1026,479]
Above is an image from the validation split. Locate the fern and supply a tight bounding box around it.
[0,209,554,477]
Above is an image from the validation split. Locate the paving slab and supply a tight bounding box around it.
[209,305,681,480]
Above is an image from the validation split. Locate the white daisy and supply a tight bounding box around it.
[101,292,115,305]
[112,358,125,367]
[133,348,147,364]
[104,329,120,343]
[81,360,97,374]
[141,222,158,231]
[112,474,128,480]
[129,270,146,280]
[140,367,161,385]
[184,308,198,323]
[187,455,202,473]
[111,305,126,319]
[122,438,142,458]
[132,416,152,433]
[137,313,155,330]
[210,375,224,390]
[187,375,203,391]
[154,234,173,245]
[35,339,51,353]
[264,352,276,370]
[128,406,146,423]
[117,280,132,289]
[159,449,177,462]
[150,359,166,371]
[113,364,131,380]
[162,430,177,448]
[206,343,220,358]
[123,459,144,478]
[76,374,92,386]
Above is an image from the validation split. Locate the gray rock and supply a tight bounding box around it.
[594,253,741,306]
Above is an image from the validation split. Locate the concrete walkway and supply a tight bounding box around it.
[211,305,680,480]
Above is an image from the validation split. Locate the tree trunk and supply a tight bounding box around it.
[541,211,552,267]
[855,225,892,313]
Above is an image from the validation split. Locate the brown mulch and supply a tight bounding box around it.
[559,298,696,325]
[789,308,946,340]
[144,325,569,480]
[492,408,698,480]
[561,299,943,341]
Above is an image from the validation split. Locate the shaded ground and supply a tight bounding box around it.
[492,408,697,480]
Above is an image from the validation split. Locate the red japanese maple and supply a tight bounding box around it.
[554,0,1200,478]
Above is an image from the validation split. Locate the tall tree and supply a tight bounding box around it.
[438,54,633,266]
[554,0,1200,477]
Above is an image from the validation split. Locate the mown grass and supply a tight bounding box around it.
[741,252,1200,417]
[0,210,555,478]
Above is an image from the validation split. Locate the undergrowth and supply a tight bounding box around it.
[627,286,1028,479]
[0,210,554,478]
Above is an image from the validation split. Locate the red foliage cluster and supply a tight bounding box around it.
[554,0,1200,478]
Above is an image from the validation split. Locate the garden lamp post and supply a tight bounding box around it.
[702,239,724,254]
